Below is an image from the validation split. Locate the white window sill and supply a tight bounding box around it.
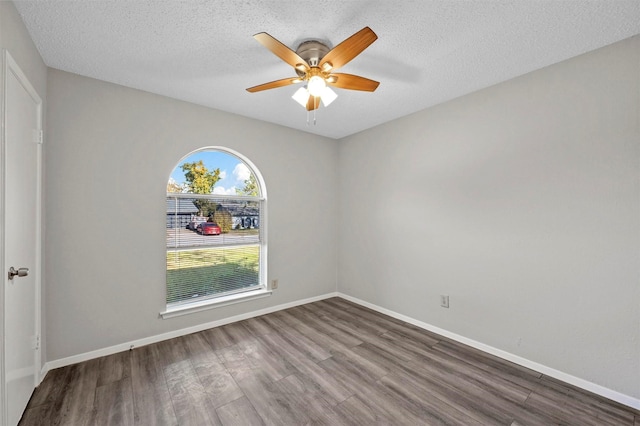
[160,289,272,319]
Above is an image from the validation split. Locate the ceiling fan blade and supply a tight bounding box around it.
[253,32,310,71]
[327,73,379,91]
[246,77,301,93]
[319,27,377,71]
[306,95,320,111]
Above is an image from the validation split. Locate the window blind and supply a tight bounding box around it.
[166,194,263,306]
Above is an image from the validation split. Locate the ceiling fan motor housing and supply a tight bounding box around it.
[295,40,330,76]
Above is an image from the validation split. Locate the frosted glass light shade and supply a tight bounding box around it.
[307,76,326,96]
[291,85,338,108]
[292,86,309,107]
[320,87,338,106]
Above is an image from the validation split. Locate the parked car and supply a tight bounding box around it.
[197,222,221,235]
[187,216,207,231]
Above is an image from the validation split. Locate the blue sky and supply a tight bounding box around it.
[169,150,252,195]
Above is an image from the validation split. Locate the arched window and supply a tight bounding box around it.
[162,148,268,317]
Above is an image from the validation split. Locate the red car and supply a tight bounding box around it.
[196,222,221,235]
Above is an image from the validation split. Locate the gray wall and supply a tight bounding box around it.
[338,35,640,399]
[45,69,338,361]
[1,0,48,373]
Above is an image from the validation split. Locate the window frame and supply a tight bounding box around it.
[161,147,269,319]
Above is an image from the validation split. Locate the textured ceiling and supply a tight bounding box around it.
[13,0,640,139]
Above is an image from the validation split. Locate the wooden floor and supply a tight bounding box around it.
[20,297,639,425]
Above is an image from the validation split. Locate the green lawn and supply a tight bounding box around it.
[167,246,259,304]
[229,228,259,236]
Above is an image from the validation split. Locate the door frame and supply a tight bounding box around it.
[0,49,43,426]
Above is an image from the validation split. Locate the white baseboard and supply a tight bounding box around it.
[337,292,640,411]
[43,292,338,372]
[39,364,48,385]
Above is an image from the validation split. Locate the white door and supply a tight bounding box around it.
[2,51,42,426]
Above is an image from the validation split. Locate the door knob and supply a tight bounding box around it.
[8,267,28,280]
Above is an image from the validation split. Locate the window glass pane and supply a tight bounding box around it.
[167,245,260,305]
[167,151,259,197]
[166,196,261,249]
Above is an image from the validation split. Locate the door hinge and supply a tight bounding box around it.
[31,334,40,350]
[33,129,43,145]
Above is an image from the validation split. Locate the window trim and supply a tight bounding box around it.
[160,288,272,319]
[162,147,269,318]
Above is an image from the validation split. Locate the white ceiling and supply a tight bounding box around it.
[13,0,640,139]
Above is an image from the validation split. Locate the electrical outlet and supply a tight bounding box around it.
[271,279,279,289]
[440,295,449,308]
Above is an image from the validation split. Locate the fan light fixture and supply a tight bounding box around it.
[292,85,338,108]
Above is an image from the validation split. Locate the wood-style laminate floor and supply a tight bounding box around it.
[20,297,640,425]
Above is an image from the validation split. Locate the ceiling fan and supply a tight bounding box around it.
[246,27,380,111]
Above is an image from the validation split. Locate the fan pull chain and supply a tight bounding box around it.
[305,98,318,126]
[305,111,317,126]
